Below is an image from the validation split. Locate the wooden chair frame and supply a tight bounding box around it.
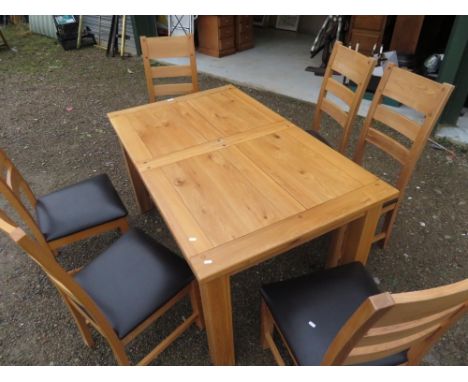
[311,41,376,153]
[261,277,468,365]
[0,209,204,366]
[0,148,129,255]
[140,34,199,103]
[351,64,454,248]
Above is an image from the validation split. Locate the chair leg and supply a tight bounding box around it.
[260,300,274,350]
[260,300,286,365]
[107,338,131,366]
[311,97,324,133]
[60,294,95,348]
[380,204,399,249]
[189,281,205,330]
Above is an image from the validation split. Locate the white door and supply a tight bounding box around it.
[167,15,196,36]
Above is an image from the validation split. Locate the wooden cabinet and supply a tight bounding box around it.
[197,16,236,57]
[235,16,254,51]
[390,16,425,55]
[347,16,387,56]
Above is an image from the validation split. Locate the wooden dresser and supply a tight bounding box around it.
[235,16,254,51]
[197,16,236,57]
[347,16,387,56]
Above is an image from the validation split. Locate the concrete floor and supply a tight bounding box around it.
[436,108,468,145]
[162,27,398,118]
[163,28,324,102]
[162,27,468,145]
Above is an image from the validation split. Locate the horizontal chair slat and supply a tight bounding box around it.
[326,78,355,107]
[321,98,348,127]
[345,325,437,365]
[153,83,194,97]
[151,65,192,79]
[374,105,421,141]
[366,127,409,164]
[358,305,461,346]
[331,45,374,85]
[372,232,386,243]
[381,202,397,214]
[382,68,447,115]
[377,280,468,326]
[143,36,192,59]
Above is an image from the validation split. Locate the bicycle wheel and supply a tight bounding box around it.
[310,16,332,58]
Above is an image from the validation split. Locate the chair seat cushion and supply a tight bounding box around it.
[36,174,128,242]
[261,262,407,365]
[306,130,332,147]
[74,228,194,339]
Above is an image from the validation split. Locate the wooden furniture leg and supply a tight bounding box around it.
[332,205,382,266]
[260,301,274,349]
[120,145,154,213]
[189,282,205,329]
[199,276,235,365]
[340,205,382,265]
[59,292,95,348]
[260,300,286,365]
[326,226,346,268]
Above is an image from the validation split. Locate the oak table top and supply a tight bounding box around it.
[108,85,399,365]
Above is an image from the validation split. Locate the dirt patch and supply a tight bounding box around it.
[0,25,467,365]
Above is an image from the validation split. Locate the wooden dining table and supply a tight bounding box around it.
[108,84,399,365]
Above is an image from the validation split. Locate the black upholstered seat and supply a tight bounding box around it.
[261,262,407,366]
[36,174,128,241]
[75,228,194,339]
[306,130,332,148]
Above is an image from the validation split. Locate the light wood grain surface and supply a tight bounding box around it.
[108,85,399,364]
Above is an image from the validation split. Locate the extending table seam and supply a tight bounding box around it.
[139,122,291,171]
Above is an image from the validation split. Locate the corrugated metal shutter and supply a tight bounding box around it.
[29,15,57,39]
[28,15,137,55]
[83,15,137,55]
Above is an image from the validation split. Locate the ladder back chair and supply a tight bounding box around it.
[140,34,199,103]
[309,41,376,153]
[260,262,468,365]
[0,148,129,254]
[0,208,204,365]
[352,64,454,248]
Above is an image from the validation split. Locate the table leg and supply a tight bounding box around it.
[329,204,382,266]
[199,276,235,365]
[326,226,347,268]
[120,145,154,213]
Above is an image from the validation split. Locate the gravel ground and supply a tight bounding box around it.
[0,25,467,366]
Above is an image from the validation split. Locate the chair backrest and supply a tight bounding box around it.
[353,64,454,192]
[0,204,120,346]
[322,278,468,365]
[312,41,376,153]
[140,34,199,103]
[0,148,47,247]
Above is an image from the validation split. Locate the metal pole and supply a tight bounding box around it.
[98,15,102,45]
[76,15,83,49]
[120,15,127,57]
